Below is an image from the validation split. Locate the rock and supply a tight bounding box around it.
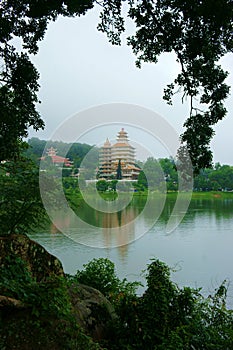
[0,234,64,281]
[0,234,116,345]
[69,283,117,341]
[0,295,26,309]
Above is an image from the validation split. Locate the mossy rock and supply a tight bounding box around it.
[0,234,64,281]
[69,283,117,341]
[0,235,115,348]
[0,307,103,350]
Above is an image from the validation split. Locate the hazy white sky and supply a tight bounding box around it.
[29,6,233,164]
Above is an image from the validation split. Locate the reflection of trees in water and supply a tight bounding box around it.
[48,197,233,251]
[97,205,140,228]
[160,197,233,226]
[74,196,143,229]
[50,213,71,234]
[51,203,140,251]
[142,196,233,227]
[136,196,166,226]
[101,207,139,250]
[189,199,233,221]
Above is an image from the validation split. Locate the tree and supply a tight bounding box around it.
[141,157,164,190]
[159,158,178,190]
[26,137,95,172]
[74,258,233,350]
[209,164,233,190]
[98,0,233,171]
[1,0,232,170]
[193,168,212,191]
[193,164,233,191]
[0,155,51,235]
[109,179,118,191]
[116,159,122,180]
[137,169,148,190]
[0,0,94,161]
[96,179,108,191]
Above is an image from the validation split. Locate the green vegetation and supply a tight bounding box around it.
[99,0,232,171]
[137,158,233,193]
[24,140,233,199]
[0,155,49,235]
[0,1,94,161]
[1,254,233,349]
[116,159,122,180]
[75,258,140,306]
[0,254,102,349]
[26,137,99,173]
[93,158,233,194]
[96,179,110,192]
[166,191,233,202]
[194,164,233,191]
[66,258,233,350]
[1,1,232,169]
[1,2,233,347]
[3,140,232,238]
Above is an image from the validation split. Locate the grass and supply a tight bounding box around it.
[64,187,233,210]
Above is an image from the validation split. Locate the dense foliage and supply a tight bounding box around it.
[0,0,94,160]
[1,2,233,347]
[194,163,233,191]
[99,0,233,171]
[138,157,233,192]
[0,254,102,349]
[26,137,96,169]
[75,258,140,303]
[94,157,233,193]
[74,258,233,350]
[1,0,232,170]
[1,245,233,349]
[0,155,50,235]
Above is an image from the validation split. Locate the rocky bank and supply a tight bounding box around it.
[0,234,116,349]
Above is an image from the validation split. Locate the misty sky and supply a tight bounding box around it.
[29,6,233,164]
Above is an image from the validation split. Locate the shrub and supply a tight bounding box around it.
[75,258,140,302]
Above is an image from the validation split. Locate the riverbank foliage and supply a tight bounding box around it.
[0,155,49,235]
[1,253,233,349]
[75,258,233,350]
[1,1,232,170]
[26,138,233,193]
[0,253,102,350]
[25,138,233,195]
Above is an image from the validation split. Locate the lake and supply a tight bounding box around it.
[30,193,233,305]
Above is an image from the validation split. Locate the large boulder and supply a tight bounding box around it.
[0,283,117,348]
[0,234,64,281]
[0,234,117,346]
[0,283,117,342]
[69,282,117,341]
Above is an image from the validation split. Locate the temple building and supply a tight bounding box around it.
[99,138,112,179]
[99,128,141,180]
[41,147,72,167]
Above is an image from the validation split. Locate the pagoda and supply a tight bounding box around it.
[99,138,112,179]
[44,147,72,167]
[99,128,141,180]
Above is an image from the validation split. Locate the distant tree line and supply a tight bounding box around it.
[1,0,232,173]
[137,158,233,192]
[194,163,233,192]
[26,137,99,173]
[26,138,233,192]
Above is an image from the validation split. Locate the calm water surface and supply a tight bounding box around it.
[30,195,233,305]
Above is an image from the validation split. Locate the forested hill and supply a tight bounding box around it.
[26,137,97,169]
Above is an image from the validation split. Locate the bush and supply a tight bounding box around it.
[75,258,140,303]
[0,254,102,350]
[77,258,233,350]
